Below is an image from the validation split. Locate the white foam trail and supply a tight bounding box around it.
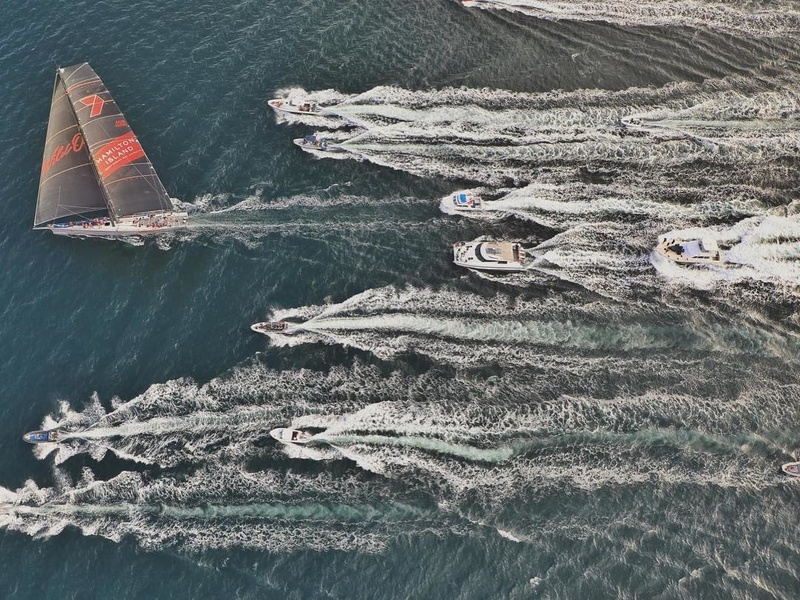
[266,285,800,366]
[460,0,800,37]
[454,182,773,230]
[20,357,800,553]
[0,467,447,553]
[321,434,531,463]
[305,74,800,187]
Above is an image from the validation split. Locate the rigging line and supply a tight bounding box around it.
[44,123,80,145]
[38,162,99,187]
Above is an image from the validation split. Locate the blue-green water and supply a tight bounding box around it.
[2,0,800,597]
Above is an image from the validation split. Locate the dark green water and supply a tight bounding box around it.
[2,0,800,598]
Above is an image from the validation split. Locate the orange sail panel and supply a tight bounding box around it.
[59,63,173,219]
[94,132,146,178]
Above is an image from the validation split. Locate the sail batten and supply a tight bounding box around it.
[58,63,173,219]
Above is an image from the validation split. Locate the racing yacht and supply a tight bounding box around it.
[453,240,527,272]
[268,98,325,116]
[270,428,314,445]
[655,236,724,265]
[34,63,188,238]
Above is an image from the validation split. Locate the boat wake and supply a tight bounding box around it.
[458,0,800,39]
[0,468,446,553]
[15,355,800,553]
[262,285,800,369]
[300,73,800,189]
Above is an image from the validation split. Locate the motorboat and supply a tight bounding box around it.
[655,236,724,265]
[268,98,324,116]
[270,428,314,445]
[251,321,292,335]
[453,240,527,272]
[293,135,345,153]
[449,191,483,212]
[22,428,59,444]
[782,462,800,477]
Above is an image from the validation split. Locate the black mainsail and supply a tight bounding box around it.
[59,63,173,220]
[35,63,176,229]
[34,73,107,227]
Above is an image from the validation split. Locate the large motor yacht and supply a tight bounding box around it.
[453,240,527,272]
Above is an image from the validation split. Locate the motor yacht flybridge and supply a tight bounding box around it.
[34,63,188,238]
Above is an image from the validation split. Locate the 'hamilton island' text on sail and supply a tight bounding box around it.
[93,131,145,179]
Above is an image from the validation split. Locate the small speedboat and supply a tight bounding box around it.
[782,462,800,477]
[453,240,527,272]
[270,428,314,445]
[450,191,483,212]
[293,135,345,153]
[22,429,59,444]
[251,321,291,335]
[655,236,724,265]
[268,98,324,116]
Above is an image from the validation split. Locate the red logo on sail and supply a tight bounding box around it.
[93,131,144,178]
[80,95,105,118]
[41,133,86,176]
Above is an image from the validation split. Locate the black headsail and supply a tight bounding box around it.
[34,72,108,227]
[59,63,173,220]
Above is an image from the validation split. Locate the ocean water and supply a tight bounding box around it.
[1,0,800,597]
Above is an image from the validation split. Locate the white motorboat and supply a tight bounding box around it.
[270,428,314,445]
[268,98,324,116]
[782,462,800,477]
[293,135,345,153]
[655,236,724,265]
[453,241,527,272]
[251,321,293,335]
[449,191,483,212]
[34,63,188,238]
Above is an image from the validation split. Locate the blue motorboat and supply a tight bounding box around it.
[22,429,59,444]
[450,191,483,212]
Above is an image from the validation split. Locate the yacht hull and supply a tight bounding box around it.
[46,212,189,238]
